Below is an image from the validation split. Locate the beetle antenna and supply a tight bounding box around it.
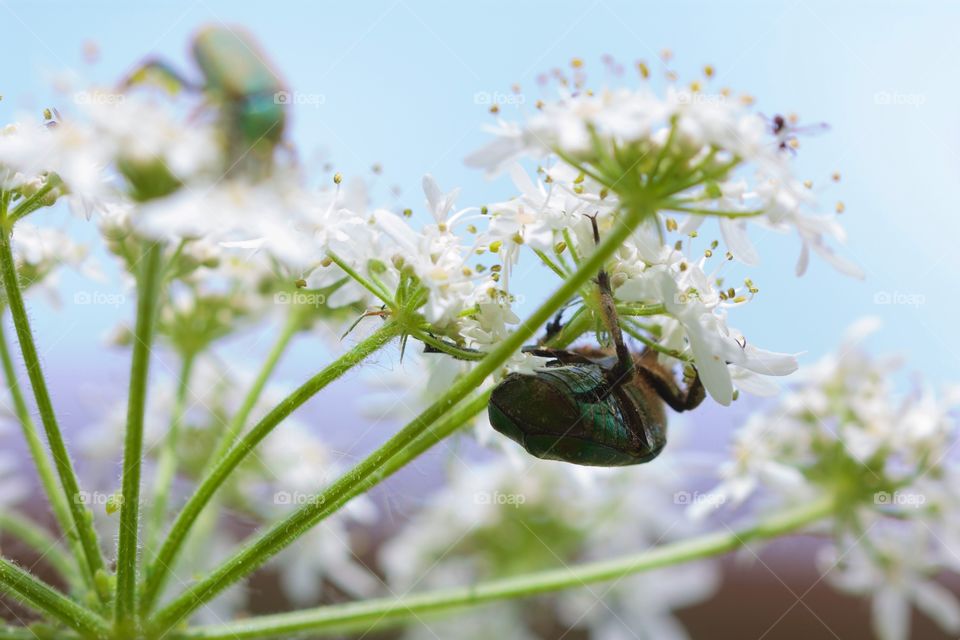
[585,213,634,386]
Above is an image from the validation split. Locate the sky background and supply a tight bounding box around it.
[0,0,957,449]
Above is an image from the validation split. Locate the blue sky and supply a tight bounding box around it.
[0,0,957,409]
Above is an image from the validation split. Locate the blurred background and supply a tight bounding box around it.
[0,1,957,637]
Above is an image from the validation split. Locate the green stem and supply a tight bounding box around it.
[145,352,195,558]
[156,389,491,638]
[622,319,691,362]
[115,243,164,631]
[0,225,107,598]
[663,206,765,219]
[150,200,654,635]
[547,305,591,349]
[7,179,57,225]
[0,625,56,640]
[531,248,568,280]
[0,513,76,583]
[326,252,393,306]
[0,317,89,593]
[409,329,484,361]
[616,303,666,317]
[208,310,303,464]
[0,557,110,639]
[140,321,401,616]
[175,496,834,639]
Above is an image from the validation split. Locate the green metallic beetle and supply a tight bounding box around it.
[488,219,705,466]
[124,25,287,175]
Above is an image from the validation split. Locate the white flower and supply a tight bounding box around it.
[374,207,474,327]
[485,163,588,253]
[135,179,317,267]
[618,267,797,405]
[0,119,118,219]
[467,82,860,280]
[82,96,219,180]
[820,522,960,640]
[11,222,100,303]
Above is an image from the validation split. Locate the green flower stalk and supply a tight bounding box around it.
[0,215,108,602]
[115,242,165,633]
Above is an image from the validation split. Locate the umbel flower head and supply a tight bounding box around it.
[0,54,860,411]
[692,318,960,640]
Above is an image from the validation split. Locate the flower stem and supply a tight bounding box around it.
[139,321,401,617]
[0,625,54,640]
[115,242,165,632]
[7,178,57,225]
[208,309,303,464]
[0,512,77,584]
[0,316,90,593]
[547,304,591,348]
[150,200,655,635]
[0,556,110,639]
[145,351,195,558]
[326,252,394,306]
[176,496,834,639]
[153,389,491,638]
[0,225,107,598]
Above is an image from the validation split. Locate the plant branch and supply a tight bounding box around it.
[0,557,110,639]
[207,309,303,464]
[115,242,165,631]
[0,316,89,593]
[175,496,834,639]
[0,225,107,598]
[0,513,77,584]
[140,321,401,616]
[145,351,195,558]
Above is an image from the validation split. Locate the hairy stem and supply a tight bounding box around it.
[208,309,303,465]
[0,512,77,584]
[145,352,195,558]
[0,556,110,639]
[149,200,654,635]
[140,321,401,616]
[0,317,89,593]
[0,225,107,598]
[0,625,58,640]
[115,242,164,632]
[176,497,834,639]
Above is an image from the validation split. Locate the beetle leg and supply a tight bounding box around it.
[541,308,566,345]
[121,58,201,93]
[635,353,705,412]
[522,347,597,366]
[586,213,634,387]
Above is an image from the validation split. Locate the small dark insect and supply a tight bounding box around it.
[767,113,830,152]
[488,217,704,466]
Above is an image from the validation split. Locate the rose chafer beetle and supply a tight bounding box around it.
[488,217,705,466]
[124,25,287,175]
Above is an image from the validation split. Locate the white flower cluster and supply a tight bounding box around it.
[11,222,99,303]
[693,318,960,640]
[466,83,862,277]
[0,65,861,406]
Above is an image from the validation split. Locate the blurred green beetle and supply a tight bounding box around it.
[123,25,287,176]
[488,218,705,466]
